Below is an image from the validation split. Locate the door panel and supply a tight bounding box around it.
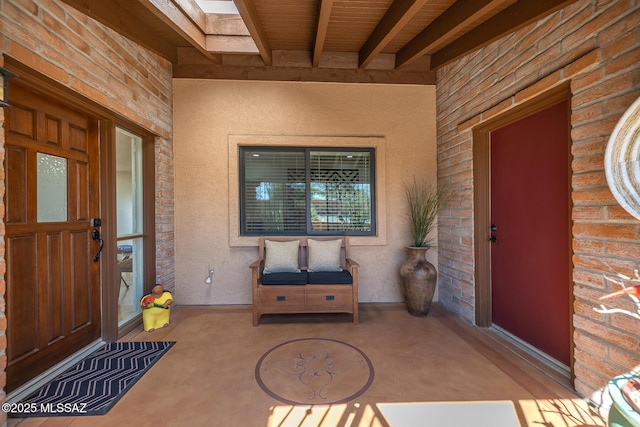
[7,235,38,360]
[71,230,91,330]
[490,100,571,366]
[76,161,90,219]
[4,82,101,391]
[6,146,27,223]
[45,232,64,343]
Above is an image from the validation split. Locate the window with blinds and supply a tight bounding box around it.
[240,147,375,236]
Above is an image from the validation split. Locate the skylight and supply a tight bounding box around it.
[195,0,239,14]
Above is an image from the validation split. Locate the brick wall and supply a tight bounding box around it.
[436,0,640,398]
[0,0,175,422]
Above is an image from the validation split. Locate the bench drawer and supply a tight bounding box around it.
[306,286,353,312]
[258,286,305,313]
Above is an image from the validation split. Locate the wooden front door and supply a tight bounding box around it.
[4,82,101,391]
[490,100,571,366]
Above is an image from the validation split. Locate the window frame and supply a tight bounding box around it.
[239,146,376,236]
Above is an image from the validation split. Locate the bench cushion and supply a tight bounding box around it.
[308,270,353,285]
[261,271,308,285]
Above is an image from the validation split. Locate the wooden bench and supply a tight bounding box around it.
[250,236,359,326]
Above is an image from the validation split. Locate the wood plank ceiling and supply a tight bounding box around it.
[60,0,579,85]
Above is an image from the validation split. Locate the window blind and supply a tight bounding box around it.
[309,151,372,232]
[241,147,374,235]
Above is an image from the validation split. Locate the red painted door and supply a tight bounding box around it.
[490,100,571,366]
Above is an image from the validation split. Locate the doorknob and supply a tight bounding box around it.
[489,235,497,243]
[92,229,104,262]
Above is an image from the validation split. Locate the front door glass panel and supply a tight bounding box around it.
[116,127,145,326]
[37,153,68,222]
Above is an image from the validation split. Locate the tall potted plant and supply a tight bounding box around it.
[399,177,446,316]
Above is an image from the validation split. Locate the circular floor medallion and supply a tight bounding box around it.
[255,338,374,405]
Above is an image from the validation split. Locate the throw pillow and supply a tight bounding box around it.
[264,240,300,274]
[308,239,343,272]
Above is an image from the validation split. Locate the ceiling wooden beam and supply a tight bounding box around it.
[177,46,217,65]
[313,0,335,67]
[359,0,428,69]
[430,0,580,69]
[395,0,515,69]
[139,0,221,64]
[174,62,435,85]
[233,0,273,66]
[206,35,258,54]
[207,14,250,36]
[172,0,207,32]
[59,0,178,62]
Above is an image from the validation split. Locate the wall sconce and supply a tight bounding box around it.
[205,268,215,284]
[0,66,18,108]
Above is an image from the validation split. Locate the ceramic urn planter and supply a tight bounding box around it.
[399,246,437,316]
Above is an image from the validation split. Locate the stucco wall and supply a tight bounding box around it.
[173,80,436,305]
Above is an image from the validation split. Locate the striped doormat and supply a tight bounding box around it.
[8,341,175,418]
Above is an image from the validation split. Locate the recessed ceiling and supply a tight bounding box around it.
[196,0,238,14]
[59,0,580,85]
